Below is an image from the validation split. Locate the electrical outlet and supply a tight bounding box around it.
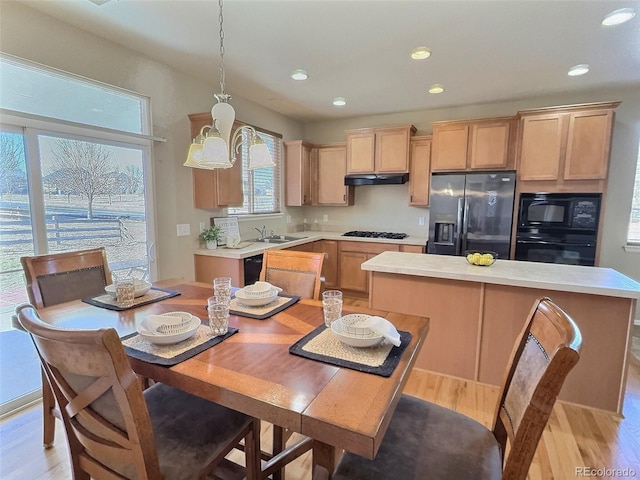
[199,222,206,232]
[323,214,329,222]
[286,215,291,224]
[176,224,190,236]
[418,216,425,226]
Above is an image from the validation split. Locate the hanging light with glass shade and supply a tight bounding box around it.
[184,0,275,170]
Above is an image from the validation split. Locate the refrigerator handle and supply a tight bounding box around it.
[461,199,470,253]
[455,197,464,254]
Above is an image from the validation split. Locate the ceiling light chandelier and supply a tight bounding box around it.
[184,0,274,170]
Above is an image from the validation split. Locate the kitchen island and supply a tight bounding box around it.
[362,251,640,413]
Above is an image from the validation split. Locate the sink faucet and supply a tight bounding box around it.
[254,225,267,239]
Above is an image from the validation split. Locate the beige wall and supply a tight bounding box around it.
[0,2,304,281]
[2,2,639,293]
[302,88,640,288]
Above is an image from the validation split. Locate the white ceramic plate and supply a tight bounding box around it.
[331,319,383,348]
[105,279,152,298]
[137,313,201,345]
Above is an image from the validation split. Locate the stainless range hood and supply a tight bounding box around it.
[344,173,409,186]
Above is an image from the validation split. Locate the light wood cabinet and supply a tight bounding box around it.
[284,140,313,206]
[409,136,432,206]
[516,102,619,185]
[338,241,400,294]
[315,143,354,206]
[189,113,243,209]
[346,125,416,174]
[320,240,339,288]
[431,117,515,172]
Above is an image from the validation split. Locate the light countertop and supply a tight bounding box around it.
[194,232,427,260]
[362,251,640,299]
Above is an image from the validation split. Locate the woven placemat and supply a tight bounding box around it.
[82,287,180,311]
[122,325,238,366]
[229,294,300,320]
[289,325,412,377]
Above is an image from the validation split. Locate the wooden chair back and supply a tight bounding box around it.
[16,304,161,479]
[259,249,325,300]
[493,297,582,479]
[21,247,111,309]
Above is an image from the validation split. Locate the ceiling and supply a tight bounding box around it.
[17,0,640,122]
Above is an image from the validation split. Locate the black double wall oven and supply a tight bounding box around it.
[514,193,601,266]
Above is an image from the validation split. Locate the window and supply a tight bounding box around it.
[628,143,640,245]
[228,125,282,215]
[0,54,156,415]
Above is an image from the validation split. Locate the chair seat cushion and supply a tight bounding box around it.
[144,383,253,480]
[333,394,502,480]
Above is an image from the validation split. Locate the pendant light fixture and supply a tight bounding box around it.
[184,0,275,170]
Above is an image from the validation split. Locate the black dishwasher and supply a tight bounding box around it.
[243,254,263,286]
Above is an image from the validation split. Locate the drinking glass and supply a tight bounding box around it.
[213,277,232,305]
[322,290,343,327]
[115,277,135,308]
[207,296,229,336]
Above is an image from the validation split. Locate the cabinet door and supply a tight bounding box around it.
[284,141,312,206]
[190,113,243,208]
[431,124,469,171]
[564,109,613,180]
[339,251,369,292]
[320,240,339,288]
[317,144,353,205]
[375,126,411,173]
[409,136,431,206]
[517,114,563,181]
[469,121,511,170]
[346,129,375,173]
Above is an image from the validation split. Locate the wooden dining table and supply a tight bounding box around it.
[37,280,430,479]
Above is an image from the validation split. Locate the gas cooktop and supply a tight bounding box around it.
[342,231,409,240]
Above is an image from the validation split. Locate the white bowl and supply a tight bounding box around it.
[235,288,279,307]
[338,314,374,337]
[105,279,152,298]
[137,313,200,345]
[331,319,383,348]
[241,282,282,299]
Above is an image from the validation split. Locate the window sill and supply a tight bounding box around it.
[623,244,640,253]
[233,213,284,222]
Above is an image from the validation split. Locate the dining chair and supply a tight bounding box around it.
[19,247,112,448]
[258,248,325,480]
[16,304,261,480]
[259,249,325,300]
[328,297,582,480]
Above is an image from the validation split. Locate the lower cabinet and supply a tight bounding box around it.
[338,242,401,295]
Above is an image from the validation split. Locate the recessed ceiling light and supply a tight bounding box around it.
[411,47,431,60]
[428,84,444,94]
[602,8,635,26]
[291,69,308,81]
[333,97,347,106]
[568,64,590,76]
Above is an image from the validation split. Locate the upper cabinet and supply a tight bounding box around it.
[431,117,515,172]
[314,143,354,206]
[516,102,620,188]
[346,125,416,174]
[189,113,243,209]
[284,140,313,206]
[409,136,432,206]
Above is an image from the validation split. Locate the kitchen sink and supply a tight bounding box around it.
[248,235,306,244]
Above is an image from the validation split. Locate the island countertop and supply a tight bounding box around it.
[362,251,640,299]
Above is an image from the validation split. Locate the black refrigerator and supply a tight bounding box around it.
[427,172,516,259]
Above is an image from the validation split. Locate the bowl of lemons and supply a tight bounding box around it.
[465,250,497,266]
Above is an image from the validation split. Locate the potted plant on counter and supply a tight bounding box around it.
[199,225,223,250]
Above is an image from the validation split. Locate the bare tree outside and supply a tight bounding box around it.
[0,132,26,204]
[48,139,119,219]
[123,164,143,194]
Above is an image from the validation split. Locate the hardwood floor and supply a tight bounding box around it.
[1,355,639,479]
[2,297,639,479]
